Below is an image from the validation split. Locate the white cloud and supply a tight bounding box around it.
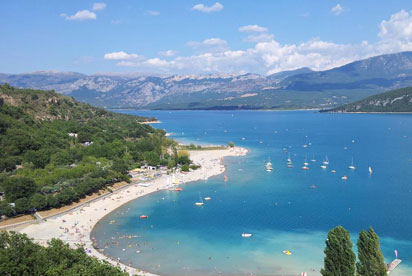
[187,38,227,48]
[105,10,412,75]
[203,38,227,45]
[146,10,160,16]
[159,50,177,57]
[239,25,268,33]
[93,2,106,11]
[145,58,170,67]
[104,51,140,60]
[379,10,412,42]
[243,33,274,43]
[61,10,97,21]
[377,10,412,53]
[192,2,223,13]
[331,4,344,16]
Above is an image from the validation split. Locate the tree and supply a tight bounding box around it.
[143,151,160,166]
[46,195,59,208]
[357,227,387,276]
[29,194,47,210]
[321,225,356,276]
[228,141,235,148]
[2,177,37,202]
[181,164,190,172]
[14,197,29,214]
[0,232,128,276]
[0,201,14,217]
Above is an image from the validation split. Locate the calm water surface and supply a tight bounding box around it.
[93,110,412,276]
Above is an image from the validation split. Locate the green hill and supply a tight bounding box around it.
[0,84,176,217]
[324,87,412,113]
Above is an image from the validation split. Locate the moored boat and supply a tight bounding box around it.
[241,233,252,238]
[283,249,292,255]
[348,157,356,170]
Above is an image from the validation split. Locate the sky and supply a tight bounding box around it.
[1,0,412,75]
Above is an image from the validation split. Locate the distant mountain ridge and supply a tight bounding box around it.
[324,86,412,113]
[2,52,412,109]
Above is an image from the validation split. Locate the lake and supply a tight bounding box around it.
[93,110,412,276]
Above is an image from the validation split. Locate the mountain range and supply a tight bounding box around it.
[2,52,412,110]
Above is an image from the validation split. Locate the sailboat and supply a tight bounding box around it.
[323,155,329,165]
[302,155,308,166]
[369,166,373,174]
[348,157,356,170]
[311,154,316,162]
[195,192,204,206]
[287,155,293,168]
[266,162,273,172]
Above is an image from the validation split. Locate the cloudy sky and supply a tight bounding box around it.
[1,0,412,75]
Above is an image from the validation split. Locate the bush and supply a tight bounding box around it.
[181,164,190,172]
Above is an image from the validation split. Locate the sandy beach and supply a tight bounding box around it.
[14,146,247,276]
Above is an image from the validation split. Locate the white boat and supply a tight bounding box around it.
[287,156,293,168]
[369,166,373,174]
[204,197,211,201]
[348,157,356,170]
[320,165,327,169]
[241,233,252,238]
[283,249,292,255]
[195,192,204,206]
[323,155,329,165]
[311,154,316,162]
[266,162,273,172]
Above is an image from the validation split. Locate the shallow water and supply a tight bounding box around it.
[94,110,412,275]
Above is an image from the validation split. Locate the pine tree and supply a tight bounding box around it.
[321,225,356,276]
[356,227,387,276]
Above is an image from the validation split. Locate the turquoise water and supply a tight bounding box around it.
[93,110,412,276]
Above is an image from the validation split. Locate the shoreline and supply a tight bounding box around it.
[14,146,248,276]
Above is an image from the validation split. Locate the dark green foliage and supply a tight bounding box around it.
[0,85,175,216]
[177,155,190,165]
[326,86,412,113]
[181,164,190,172]
[0,231,127,276]
[2,177,36,202]
[29,193,47,210]
[321,225,356,276]
[356,227,387,276]
[0,201,14,217]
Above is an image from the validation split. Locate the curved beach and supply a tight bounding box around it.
[16,146,248,276]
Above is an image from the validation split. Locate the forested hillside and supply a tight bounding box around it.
[0,84,177,216]
[324,87,412,112]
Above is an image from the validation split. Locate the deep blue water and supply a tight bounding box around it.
[93,110,412,276]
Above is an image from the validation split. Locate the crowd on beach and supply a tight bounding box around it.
[16,147,247,276]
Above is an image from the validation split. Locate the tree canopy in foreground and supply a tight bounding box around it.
[0,231,128,276]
